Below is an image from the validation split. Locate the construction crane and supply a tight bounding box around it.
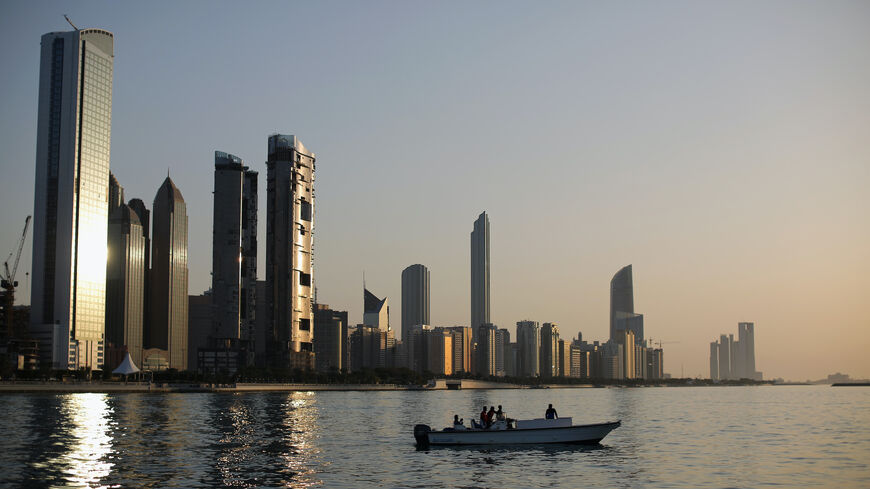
[647,338,680,349]
[1,215,31,339]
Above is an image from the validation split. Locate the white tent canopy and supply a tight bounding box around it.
[112,352,141,375]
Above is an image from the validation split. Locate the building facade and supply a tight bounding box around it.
[265,135,315,368]
[470,212,490,343]
[313,304,348,372]
[211,151,258,360]
[610,265,634,342]
[516,320,540,378]
[540,322,560,378]
[149,177,189,370]
[104,204,145,370]
[30,28,114,370]
[401,264,429,343]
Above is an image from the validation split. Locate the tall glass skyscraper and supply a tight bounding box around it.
[105,203,145,369]
[149,177,188,370]
[401,264,429,343]
[609,264,634,342]
[266,135,315,368]
[470,212,490,344]
[30,28,114,369]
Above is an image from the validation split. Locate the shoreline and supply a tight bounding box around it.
[0,379,779,393]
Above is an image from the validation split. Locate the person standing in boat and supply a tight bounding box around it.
[487,406,496,427]
[545,404,559,419]
[479,406,488,428]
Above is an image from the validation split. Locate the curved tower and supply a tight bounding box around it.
[609,264,634,342]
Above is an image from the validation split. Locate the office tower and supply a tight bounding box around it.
[709,341,719,380]
[729,333,739,378]
[540,322,560,378]
[648,348,664,379]
[610,265,634,342]
[265,135,315,368]
[570,344,588,378]
[444,326,472,373]
[128,199,151,335]
[314,304,348,372]
[149,176,189,370]
[738,322,756,379]
[516,320,540,378]
[614,330,636,379]
[476,323,497,376]
[405,324,430,373]
[211,151,258,354]
[614,312,644,343]
[350,324,388,371]
[470,212,490,343]
[363,288,389,330]
[188,292,212,372]
[558,339,571,377]
[494,327,510,376]
[30,28,114,370]
[108,172,124,212]
[401,264,429,343]
[602,341,623,379]
[427,328,453,375]
[718,334,731,380]
[104,204,144,370]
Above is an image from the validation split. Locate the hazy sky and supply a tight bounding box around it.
[1,1,868,380]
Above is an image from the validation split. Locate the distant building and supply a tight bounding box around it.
[709,341,719,380]
[30,28,114,370]
[128,198,151,341]
[188,292,212,372]
[265,134,315,369]
[427,328,453,376]
[470,212,490,343]
[711,323,761,380]
[476,323,497,376]
[516,320,540,378]
[104,204,145,370]
[350,324,389,371]
[314,304,348,372]
[647,348,664,379]
[211,151,258,362]
[540,323,560,378]
[401,264,429,343]
[446,326,472,374]
[557,339,571,377]
[149,177,189,370]
[363,288,389,331]
[610,265,634,342]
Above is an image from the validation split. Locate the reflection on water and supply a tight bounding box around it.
[57,393,114,488]
[1,387,868,488]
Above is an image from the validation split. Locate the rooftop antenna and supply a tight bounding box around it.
[64,15,79,31]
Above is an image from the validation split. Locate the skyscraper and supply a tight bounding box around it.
[149,177,188,370]
[30,28,114,370]
[108,172,124,212]
[718,334,731,380]
[541,322,560,378]
[516,320,540,378]
[265,135,315,368]
[738,322,756,379]
[313,304,348,372]
[211,151,258,353]
[105,204,144,369]
[709,341,719,380]
[610,265,634,342]
[363,288,389,331]
[470,212,490,344]
[128,198,151,338]
[401,264,429,343]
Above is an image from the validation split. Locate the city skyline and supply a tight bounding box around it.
[1,2,868,380]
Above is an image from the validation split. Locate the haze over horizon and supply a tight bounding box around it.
[1,1,868,381]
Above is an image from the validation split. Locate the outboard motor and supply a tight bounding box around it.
[414,424,431,448]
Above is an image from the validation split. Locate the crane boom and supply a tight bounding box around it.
[9,216,31,283]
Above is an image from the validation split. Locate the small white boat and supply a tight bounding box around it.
[414,417,621,447]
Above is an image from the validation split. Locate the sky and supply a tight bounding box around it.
[0,1,868,381]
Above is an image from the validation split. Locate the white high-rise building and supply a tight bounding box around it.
[470,212,490,344]
[266,135,315,368]
[30,28,114,370]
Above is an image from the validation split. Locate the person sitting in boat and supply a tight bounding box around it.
[487,406,497,427]
[496,405,505,421]
[479,406,488,427]
[453,415,466,430]
[545,403,559,419]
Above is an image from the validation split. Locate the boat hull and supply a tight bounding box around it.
[417,421,620,447]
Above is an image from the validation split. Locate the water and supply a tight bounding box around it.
[1,385,868,488]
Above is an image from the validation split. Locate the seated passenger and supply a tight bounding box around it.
[480,406,488,428]
[496,405,506,421]
[486,406,496,428]
[453,414,465,430]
